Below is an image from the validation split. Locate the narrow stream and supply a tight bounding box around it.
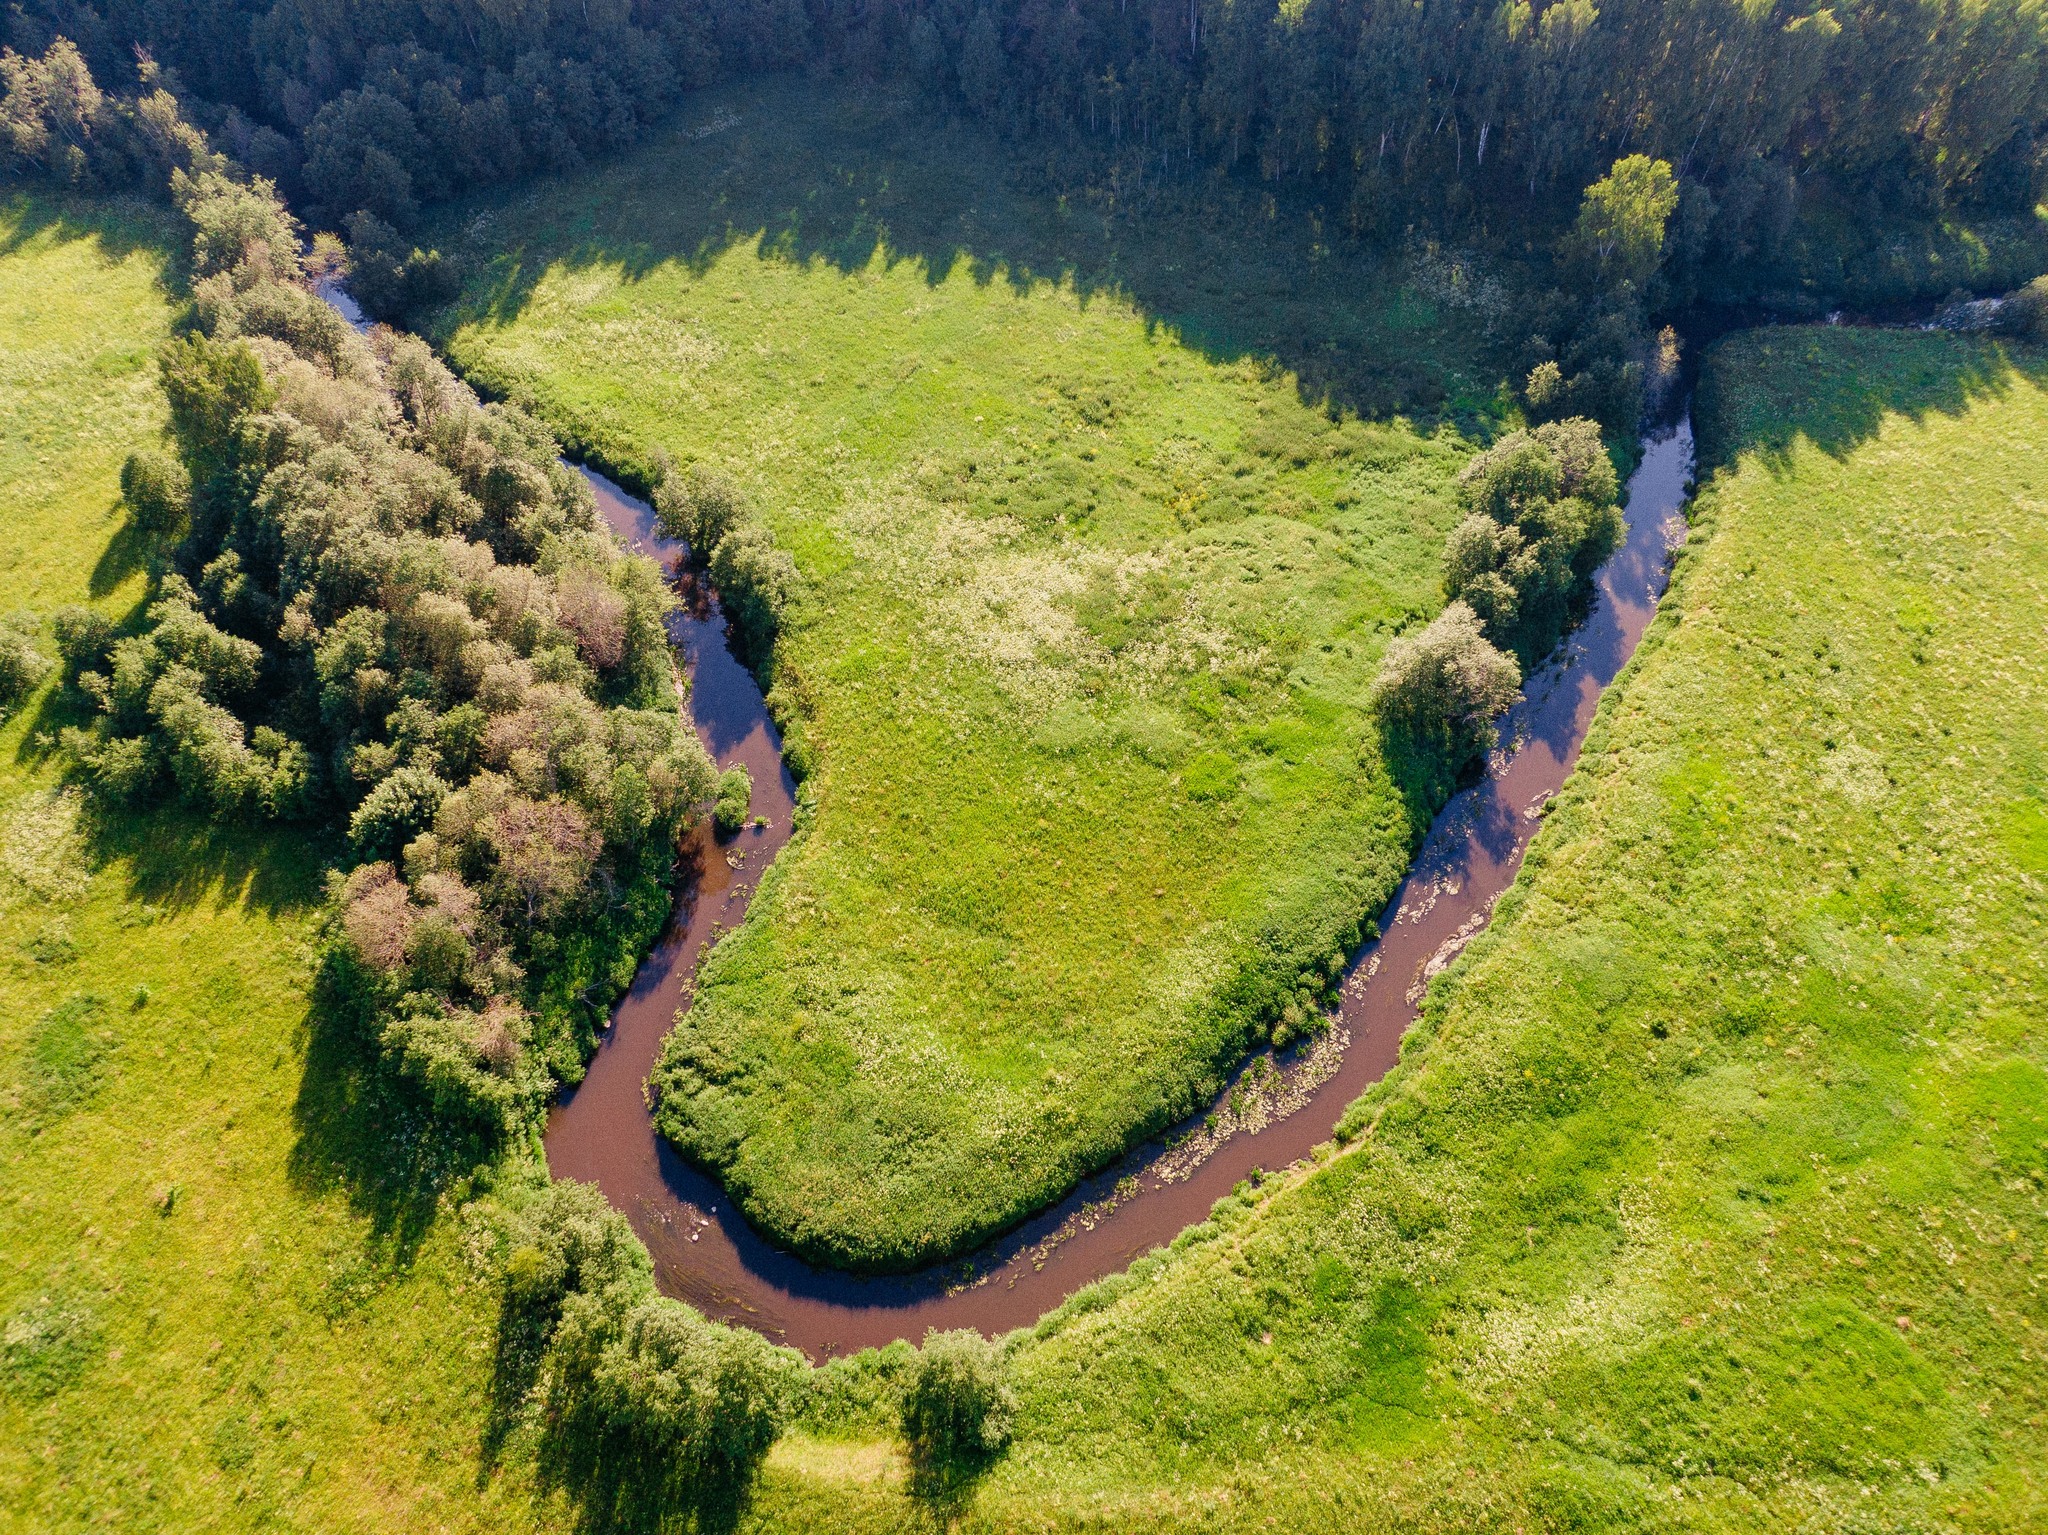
[546,420,1695,1358]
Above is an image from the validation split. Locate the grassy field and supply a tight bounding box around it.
[429,77,1517,1269]
[0,198,174,617]
[728,327,2048,1528]
[0,197,563,1534]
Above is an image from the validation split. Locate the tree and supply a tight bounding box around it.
[960,9,1004,114]
[1443,418,1622,663]
[900,1328,1016,1466]
[349,766,451,860]
[708,521,798,667]
[175,170,301,282]
[157,333,272,515]
[0,38,116,187]
[1573,155,1679,289]
[540,1291,802,1530]
[1372,602,1522,771]
[120,449,190,537]
[652,462,746,555]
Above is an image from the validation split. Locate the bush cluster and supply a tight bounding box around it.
[51,159,715,1133]
[1442,417,1623,666]
[653,463,799,670]
[495,1187,1019,1523]
[500,1182,806,1529]
[1374,416,1620,784]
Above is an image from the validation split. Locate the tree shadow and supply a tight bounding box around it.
[424,77,1509,432]
[35,736,476,1264]
[0,189,185,275]
[1693,327,2048,475]
[58,770,325,918]
[533,1433,766,1535]
[285,950,502,1267]
[904,1452,1000,1532]
[88,506,153,599]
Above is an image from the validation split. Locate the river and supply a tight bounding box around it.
[544,420,1695,1358]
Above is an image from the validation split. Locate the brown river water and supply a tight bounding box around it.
[545,422,1695,1358]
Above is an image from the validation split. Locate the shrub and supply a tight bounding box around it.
[652,462,746,555]
[118,448,190,536]
[713,765,752,835]
[51,605,115,684]
[899,1329,1016,1466]
[708,521,799,666]
[1372,601,1523,771]
[0,613,52,707]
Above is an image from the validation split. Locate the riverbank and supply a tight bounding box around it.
[428,81,1512,1273]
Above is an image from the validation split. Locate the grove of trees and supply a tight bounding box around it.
[23,88,720,1131]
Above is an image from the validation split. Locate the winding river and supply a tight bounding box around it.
[544,419,1695,1359]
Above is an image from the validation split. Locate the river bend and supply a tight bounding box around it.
[545,422,1695,1358]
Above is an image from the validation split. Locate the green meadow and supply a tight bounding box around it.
[431,79,1516,1269]
[734,325,2048,1530]
[0,198,560,1534]
[10,173,2045,1535]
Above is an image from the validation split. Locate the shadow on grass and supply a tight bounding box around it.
[88,507,153,599]
[0,190,184,272]
[1693,328,2048,475]
[532,1465,761,1535]
[425,77,1505,430]
[906,1456,997,1533]
[47,742,486,1263]
[287,952,502,1267]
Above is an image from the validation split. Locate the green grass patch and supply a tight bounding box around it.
[748,327,2048,1526]
[0,196,177,618]
[429,77,1514,1269]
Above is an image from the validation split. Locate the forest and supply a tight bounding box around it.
[8,0,2048,248]
[2,4,2046,1533]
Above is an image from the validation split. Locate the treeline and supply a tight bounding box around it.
[11,0,2047,238]
[4,0,806,225]
[841,0,2048,224]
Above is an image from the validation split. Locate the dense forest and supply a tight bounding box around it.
[7,0,2046,242]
